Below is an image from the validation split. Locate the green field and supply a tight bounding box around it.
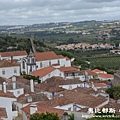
[83,55,120,70]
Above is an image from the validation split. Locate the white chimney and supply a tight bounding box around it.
[30,79,34,92]
[12,76,16,89]
[30,104,37,115]
[3,82,6,93]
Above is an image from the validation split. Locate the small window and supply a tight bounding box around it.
[2,70,5,75]
[68,107,71,111]
[32,57,35,63]
[17,91,20,94]
[40,62,42,68]
[14,69,17,74]
[49,61,51,66]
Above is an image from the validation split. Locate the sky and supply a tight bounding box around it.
[0,0,120,25]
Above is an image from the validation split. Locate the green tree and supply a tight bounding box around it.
[106,86,120,100]
[68,113,74,120]
[30,112,60,120]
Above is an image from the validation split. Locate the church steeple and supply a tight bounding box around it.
[27,50,36,73]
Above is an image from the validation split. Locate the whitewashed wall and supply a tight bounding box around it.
[0,66,20,79]
[0,97,17,120]
[0,55,27,60]
[40,69,64,82]
[8,88,24,97]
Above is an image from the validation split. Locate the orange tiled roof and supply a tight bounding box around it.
[0,90,16,98]
[66,57,70,60]
[22,104,64,118]
[81,70,97,76]
[36,90,107,108]
[0,60,19,68]
[92,69,104,73]
[35,51,59,61]
[0,51,27,57]
[98,73,114,78]
[59,67,77,72]
[58,55,64,58]
[89,82,108,87]
[30,66,56,78]
[17,93,48,104]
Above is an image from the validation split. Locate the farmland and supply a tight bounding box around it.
[81,55,120,70]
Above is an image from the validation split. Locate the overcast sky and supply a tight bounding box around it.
[0,0,120,25]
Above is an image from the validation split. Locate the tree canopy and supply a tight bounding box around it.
[30,112,60,120]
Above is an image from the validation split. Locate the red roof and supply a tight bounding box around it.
[0,60,19,68]
[58,55,64,58]
[89,82,108,87]
[59,67,77,72]
[35,51,59,61]
[92,69,104,73]
[30,67,56,78]
[66,57,70,60]
[0,90,16,98]
[98,73,114,78]
[0,108,7,119]
[22,104,64,118]
[0,51,27,57]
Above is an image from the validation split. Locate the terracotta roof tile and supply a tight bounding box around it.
[0,108,7,119]
[22,104,64,118]
[89,82,108,87]
[92,69,104,73]
[37,90,107,108]
[98,73,114,78]
[35,51,59,61]
[8,76,40,93]
[59,67,78,72]
[17,92,48,104]
[66,57,70,60]
[103,102,120,115]
[35,77,83,91]
[0,60,19,68]
[58,55,64,58]
[72,87,98,95]
[30,67,56,78]
[80,70,97,76]
[0,51,27,57]
[0,90,16,98]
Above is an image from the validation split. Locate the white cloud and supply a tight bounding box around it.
[0,0,120,25]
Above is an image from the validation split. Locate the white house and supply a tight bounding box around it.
[20,51,71,74]
[98,73,114,81]
[30,66,80,82]
[0,60,20,79]
[6,76,24,97]
[0,82,18,120]
[0,50,27,60]
[30,66,64,82]
[15,92,48,118]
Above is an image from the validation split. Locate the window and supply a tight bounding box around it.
[23,61,25,69]
[2,70,5,75]
[14,69,17,74]
[49,61,51,66]
[59,73,61,76]
[68,107,71,111]
[58,60,60,64]
[17,91,20,94]
[40,62,42,68]
[32,57,35,63]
